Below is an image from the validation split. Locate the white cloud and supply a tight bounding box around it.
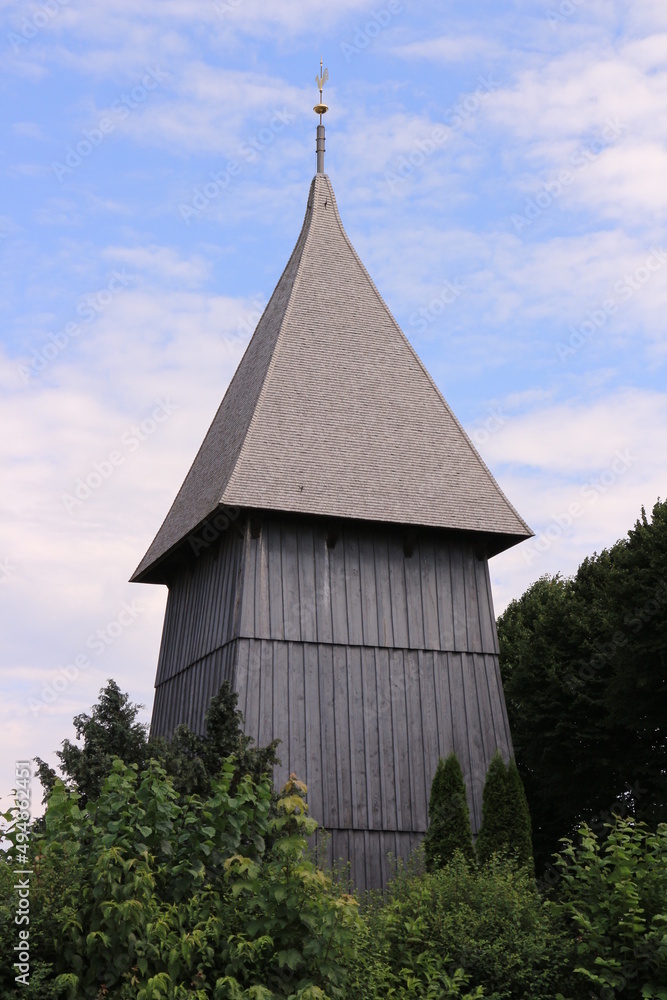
[391,33,503,62]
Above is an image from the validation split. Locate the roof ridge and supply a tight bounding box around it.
[130,178,318,582]
[222,175,324,500]
[319,176,532,537]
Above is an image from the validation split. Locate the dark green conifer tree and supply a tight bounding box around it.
[423,752,474,870]
[506,759,534,870]
[476,750,533,868]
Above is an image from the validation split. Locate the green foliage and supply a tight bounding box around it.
[505,760,533,870]
[498,499,667,866]
[36,679,280,806]
[1,763,360,999]
[555,817,667,998]
[35,679,149,805]
[349,852,578,1000]
[424,754,475,870]
[476,752,533,870]
[153,681,280,800]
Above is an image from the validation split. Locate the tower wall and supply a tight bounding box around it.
[151,513,513,890]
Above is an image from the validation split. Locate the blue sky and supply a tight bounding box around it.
[2,0,666,809]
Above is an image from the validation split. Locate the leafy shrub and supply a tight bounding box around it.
[351,852,579,1000]
[1,762,360,999]
[424,754,475,870]
[555,817,667,998]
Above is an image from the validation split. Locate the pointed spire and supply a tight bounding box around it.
[313,58,329,173]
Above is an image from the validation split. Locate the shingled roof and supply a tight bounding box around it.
[132,173,531,583]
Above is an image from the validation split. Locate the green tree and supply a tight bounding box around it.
[506,759,534,870]
[498,499,667,868]
[153,680,280,799]
[35,679,148,805]
[476,751,533,869]
[423,753,474,869]
[36,678,279,805]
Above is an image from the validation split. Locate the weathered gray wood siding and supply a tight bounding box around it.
[234,640,511,832]
[150,514,512,890]
[237,518,499,655]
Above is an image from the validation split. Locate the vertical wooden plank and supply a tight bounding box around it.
[333,645,352,828]
[347,647,368,830]
[488,653,513,757]
[239,529,257,638]
[361,647,382,830]
[191,555,208,663]
[389,649,412,831]
[303,643,323,828]
[404,650,427,831]
[318,644,338,827]
[461,652,484,833]
[435,541,455,652]
[463,544,482,652]
[288,643,307,784]
[388,533,409,648]
[375,647,397,830]
[373,532,393,647]
[272,640,290,780]
[329,532,349,646]
[244,640,262,747]
[474,652,498,762]
[473,555,496,654]
[419,538,440,651]
[235,638,251,727]
[281,523,301,642]
[418,651,440,829]
[368,830,382,893]
[266,520,284,640]
[447,652,474,823]
[168,578,186,680]
[481,560,500,654]
[155,589,175,684]
[359,533,379,647]
[404,546,425,650]
[255,525,271,639]
[350,830,366,893]
[297,524,317,643]
[449,540,468,652]
[231,532,246,643]
[343,530,363,645]
[313,526,333,644]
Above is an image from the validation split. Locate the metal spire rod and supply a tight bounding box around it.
[313,58,329,174]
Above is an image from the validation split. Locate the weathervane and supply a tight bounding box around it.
[314,59,329,173]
